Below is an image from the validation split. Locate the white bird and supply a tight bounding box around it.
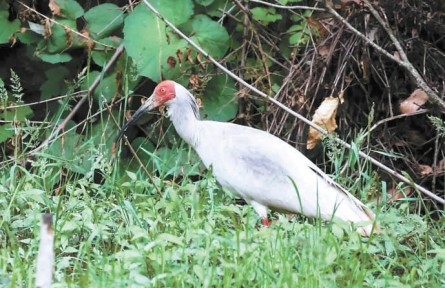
[117,80,379,236]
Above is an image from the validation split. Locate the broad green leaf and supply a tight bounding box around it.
[201,75,238,121]
[149,0,194,26]
[40,66,70,100]
[0,124,14,143]
[36,19,83,55]
[2,106,33,121]
[203,0,233,17]
[52,0,84,19]
[91,37,122,67]
[81,71,118,104]
[189,15,229,58]
[251,7,282,24]
[17,28,41,44]
[195,0,215,6]
[124,5,188,82]
[37,53,72,63]
[96,73,118,104]
[0,11,20,44]
[287,23,310,46]
[289,31,304,45]
[84,3,124,39]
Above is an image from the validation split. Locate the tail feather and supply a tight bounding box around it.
[307,163,380,237]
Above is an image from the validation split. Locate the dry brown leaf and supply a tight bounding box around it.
[167,56,177,69]
[318,45,330,57]
[307,96,340,149]
[48,0,60,16]
[80,29,94,50]
[176,49,184,65]
[418,164,433,176]
[385,186,412,203]
[399,89,429,114]
[44,19,52,38]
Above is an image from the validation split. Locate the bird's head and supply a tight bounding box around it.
[116,80,199,143]
[115,80,176,143]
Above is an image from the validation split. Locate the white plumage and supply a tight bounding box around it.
[117,80,379,236]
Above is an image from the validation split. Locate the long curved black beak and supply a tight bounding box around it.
[115,96,155,144]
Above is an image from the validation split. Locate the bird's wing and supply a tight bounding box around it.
[304,160,376,219]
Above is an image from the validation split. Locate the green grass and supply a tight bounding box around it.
[1,147,444,288]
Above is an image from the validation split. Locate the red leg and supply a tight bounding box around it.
[262,218,270,226]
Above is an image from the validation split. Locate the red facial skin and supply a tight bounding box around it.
[262,218,270,226]
[153,80,176,107]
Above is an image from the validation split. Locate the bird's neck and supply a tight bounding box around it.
[167,102,201,148]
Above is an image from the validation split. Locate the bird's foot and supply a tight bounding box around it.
[262,218,270,226]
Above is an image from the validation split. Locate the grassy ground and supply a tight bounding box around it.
[0,145,444,288]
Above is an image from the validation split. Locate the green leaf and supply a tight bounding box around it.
[53,0,84,20]
[0,124,14,143]
[16,28,41,45]
[189,15,229,58]
[1,106,34,121]
[84,3,124,39]
[37,53,72,64]
[287,24,310,46]
[201,0,234,17]
[124,5,188,82]
[91,37,121,67]
[251,7,282,24]
[126,170,137,181]
[36,19,83,55]
[81,71,117,104]
[195,0,215,6]
[0,11,20,44]
[201,75,238,121]
[149,0,194,26]
[40,66,70,100]
[158,233,184,246]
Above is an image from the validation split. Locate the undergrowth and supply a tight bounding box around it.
[0,138,444,287]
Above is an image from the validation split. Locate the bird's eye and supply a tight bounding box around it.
[160,87,166,93]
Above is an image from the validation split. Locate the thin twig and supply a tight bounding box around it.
[3,91,86,109]
[250,0,325,11]
[368,109,429,134]
[141,0,445,204]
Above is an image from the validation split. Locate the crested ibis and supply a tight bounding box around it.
[116,80,379,236]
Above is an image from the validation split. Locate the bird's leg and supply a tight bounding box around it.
[250,201,270,227]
